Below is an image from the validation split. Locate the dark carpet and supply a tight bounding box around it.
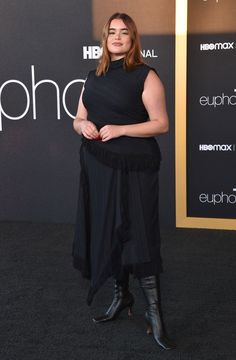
[0,222,235,360]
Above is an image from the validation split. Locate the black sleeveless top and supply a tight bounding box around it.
[82,58,161,172]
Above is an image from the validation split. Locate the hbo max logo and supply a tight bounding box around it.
[199,144,235,151]
[200,42,235,51]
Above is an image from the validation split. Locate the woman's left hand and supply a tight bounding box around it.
[99,125,124,142]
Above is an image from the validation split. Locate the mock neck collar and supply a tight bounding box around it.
[109,57,125,69]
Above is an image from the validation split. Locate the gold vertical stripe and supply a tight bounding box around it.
[175,0,188,227]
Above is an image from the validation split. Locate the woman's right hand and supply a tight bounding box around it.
[80,120,100,140]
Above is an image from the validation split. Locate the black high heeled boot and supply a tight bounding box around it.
[139,275,175,350]
[93,272,134,323]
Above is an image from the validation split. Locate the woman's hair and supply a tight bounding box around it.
[96,13,143,76]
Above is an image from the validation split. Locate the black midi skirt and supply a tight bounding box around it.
[73,142,163,305]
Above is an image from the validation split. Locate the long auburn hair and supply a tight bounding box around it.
[96,13,143,76]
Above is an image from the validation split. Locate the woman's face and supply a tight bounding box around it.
[106,19,132,60]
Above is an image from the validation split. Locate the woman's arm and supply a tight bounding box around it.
[73,87,99,139]
[99,70,169,141]
[121,70,169,137]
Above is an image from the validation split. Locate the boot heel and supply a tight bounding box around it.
[127,305,133,317]
[146,324,152,335]
[145,316,152,334]
[128,297,135,316]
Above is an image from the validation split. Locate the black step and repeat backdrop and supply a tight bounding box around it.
[187,0,236,220]
[176,0,236,230]
[0,1,175,227]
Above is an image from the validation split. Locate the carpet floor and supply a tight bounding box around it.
[0,222,235,360]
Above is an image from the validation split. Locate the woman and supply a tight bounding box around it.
[72,13,175,350]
